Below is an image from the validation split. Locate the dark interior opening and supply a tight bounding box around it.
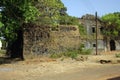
[92,27,95,33]
[110,40,116,51]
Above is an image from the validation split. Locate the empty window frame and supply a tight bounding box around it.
[93,44,96,47]
[92,27,95,33]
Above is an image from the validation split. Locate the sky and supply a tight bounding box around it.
[61,0,120,18]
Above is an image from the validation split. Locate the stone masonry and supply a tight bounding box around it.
[23,24,81,55]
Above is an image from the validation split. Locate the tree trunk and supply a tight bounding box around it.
[6,29,24,60]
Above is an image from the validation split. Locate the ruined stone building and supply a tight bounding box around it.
[23,23,80,55]
[23,14,120,56]
[79,14,120,54]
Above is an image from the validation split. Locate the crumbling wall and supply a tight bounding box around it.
[49,25,81,53]
[23,24,81,55]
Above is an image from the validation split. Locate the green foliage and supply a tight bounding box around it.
[50,44,92,59]
[0,13,4,37]
[0,0,39,41]
[79,49,92,55]
[59,15,86,35]
[78,44,92,55]
[115,53,120,58]
[63,50,78,59]
[35,0,66,26]
[59,15,78,25]
[0,22,3,28]
[34,0,85,36]
[0,0,85,42]
[0,50,6,55]
[0,14,4,38]
[50,51,78,59]
[101,12,120,38]
[22,2,40,23]
[50,53,63,59]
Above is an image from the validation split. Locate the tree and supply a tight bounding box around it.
[0,13,3,30]
[0,0,84,59]
[0,13,4,40]
[34,0,66,26]
[0,0,67,59]
[101,12,120,38]
[0,0,39,41]
[0,0,39,59]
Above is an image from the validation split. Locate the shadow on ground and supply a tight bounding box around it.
[0,57,23,65]
[107,76,120,80]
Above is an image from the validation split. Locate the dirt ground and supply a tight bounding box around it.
[0,51,120,80]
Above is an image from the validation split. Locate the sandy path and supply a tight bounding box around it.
[33,64,120,80]
[0,54,120,80]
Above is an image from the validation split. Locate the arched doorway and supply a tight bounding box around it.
[110,40,116,51]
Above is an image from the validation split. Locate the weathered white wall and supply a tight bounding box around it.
[84,40,106,53]
[115,40,120,50]
[97,40,105,49]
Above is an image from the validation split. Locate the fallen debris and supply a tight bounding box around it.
[100,60,111,64]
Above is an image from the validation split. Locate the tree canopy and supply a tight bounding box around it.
[0,0,85,59]
[101,12,120,38]
[35,0,66,26]
[0,0,39,41]
[0,13,3,28]
[0,0,84,41]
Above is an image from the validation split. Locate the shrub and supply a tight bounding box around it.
[63,51,78,59]
[50,53,62,59]
[0,50,6,54]
[50,44,92,59]
[78,44,92,55]
[115,53,120,58]
[79,49,92,55]
[50,50,78,59]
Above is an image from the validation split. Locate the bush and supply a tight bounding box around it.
[50,44,92,59]
[0,50,6,54]
[50,50,78,59]
[79,49,92,55]
[50,53,62,59]
[0,50,6,57]
[63,51,78,59]
[115,53,120,58]
[78,44,92,55]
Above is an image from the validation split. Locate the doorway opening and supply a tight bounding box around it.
[110,40,116,51]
